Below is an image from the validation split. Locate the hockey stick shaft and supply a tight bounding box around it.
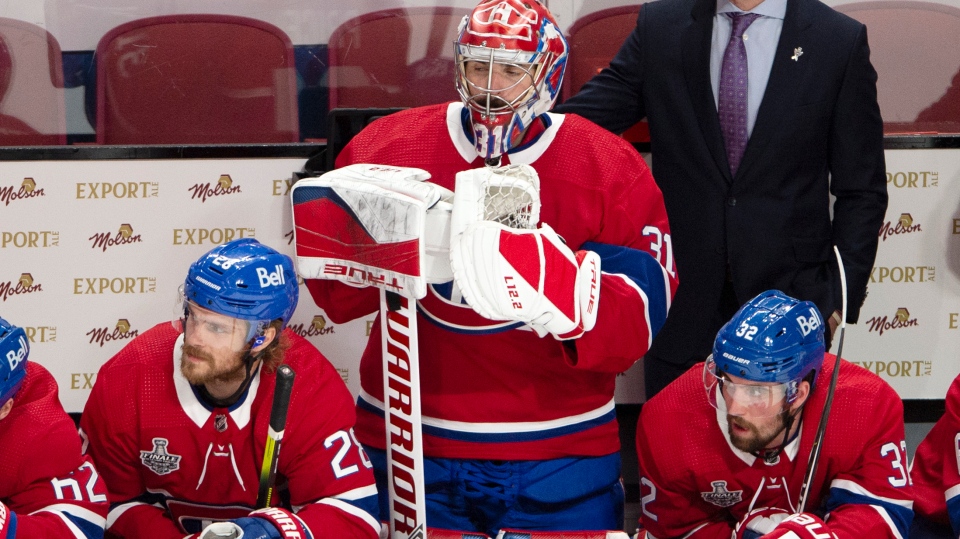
[382,289,427,539]
[797,246,847,513]
[257,364,296,508]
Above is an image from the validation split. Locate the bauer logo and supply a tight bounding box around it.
[23,326,56,343]
[173,227,255,245]
[189,174,242,203]
[1,230,59,249]
[76,181,159,199]
[73,276,157,295]
[870,266,935,284]
[879,213,922,242]
[1,177,45,206]
[87,319,140,347]
[90,224,143,252]
[851,359,932,378]
[886,170,938,188]
[0,273,43,302]
[866,308,918,336]
[288,315,336,338]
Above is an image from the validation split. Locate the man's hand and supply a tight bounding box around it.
[188,508,313,539]
[733,507,791,539]
[760,513,837,539]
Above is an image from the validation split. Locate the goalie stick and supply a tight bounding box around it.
[796,246,847,513]
[257,364,296,508]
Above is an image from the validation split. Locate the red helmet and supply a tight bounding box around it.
[455,0,568,160]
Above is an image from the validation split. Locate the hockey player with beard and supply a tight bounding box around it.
[81,239,380,539]
[0,316,109,538]
[300,0,677,536]
[634,290,912,539]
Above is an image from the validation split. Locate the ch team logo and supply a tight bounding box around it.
[470,1,539,41]
[418,281,525,334]
[140,438,182,475]
[700,480,742,508]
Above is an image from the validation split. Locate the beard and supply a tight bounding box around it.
[727,412,788,454]
[180,343,247,386]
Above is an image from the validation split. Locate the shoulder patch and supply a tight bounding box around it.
[140,437,182,475]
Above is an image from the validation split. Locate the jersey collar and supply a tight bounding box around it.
[713,390,802,466]
[447,102,566,166]
[172,333,260,429]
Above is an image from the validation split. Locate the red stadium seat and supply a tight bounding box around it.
[327,7,468,110]
[95,14,299,144]
[834,1,960,134]
[563,6,649,143]
[0,17,66,146]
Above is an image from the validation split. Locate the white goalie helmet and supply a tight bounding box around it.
[454,0,568,161]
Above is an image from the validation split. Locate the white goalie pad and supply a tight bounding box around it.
[291,164,453,299]
[450,164,541,239]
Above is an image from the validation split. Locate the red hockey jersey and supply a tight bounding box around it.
[80,323,380,539]
[305,103,677,460]
[636,358,912,539]
[911,373,960,533]
[0,362,109,538]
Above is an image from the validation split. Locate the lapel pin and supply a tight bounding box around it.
[791,47,803,61]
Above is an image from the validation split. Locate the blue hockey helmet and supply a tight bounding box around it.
[182,239,299,342]
[0,316,29,404]
[711,290,825,401]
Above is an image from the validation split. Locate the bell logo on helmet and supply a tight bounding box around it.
[257,264,286,288]
[5,335,26,371]
[797,308,821,336]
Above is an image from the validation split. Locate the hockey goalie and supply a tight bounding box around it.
[291,0,677,537]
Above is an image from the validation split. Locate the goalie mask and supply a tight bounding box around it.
[704,290,825,418]
[179,238,299,351]
[455,0,567,161]
[0,316,28,405]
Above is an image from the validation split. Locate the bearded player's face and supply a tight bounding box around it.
[180,304,249,386]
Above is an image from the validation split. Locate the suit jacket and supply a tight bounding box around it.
[557,0,887,365]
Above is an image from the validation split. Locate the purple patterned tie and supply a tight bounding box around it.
[718,12,760,176]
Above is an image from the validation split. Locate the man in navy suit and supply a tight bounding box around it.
[556,0,887,398]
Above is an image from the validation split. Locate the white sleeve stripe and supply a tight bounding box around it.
[106,500,153,528]
[604,272,653,349]
[315,497,382,534]
[869,504,905,539]
[829,478,914,508]
[30,504,107,538]
[333,484,379,501]
[945,483,960,501]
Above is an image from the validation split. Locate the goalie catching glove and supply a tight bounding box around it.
[291,163,454,299]
[450,221,600,340]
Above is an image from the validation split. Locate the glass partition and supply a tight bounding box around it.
[0,0,955,146]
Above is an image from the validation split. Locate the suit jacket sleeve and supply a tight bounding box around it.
[828,23,887,323]
[554,8,647,133]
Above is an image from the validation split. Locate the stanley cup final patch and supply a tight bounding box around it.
[140,438,182,475]
[701,480,743,507]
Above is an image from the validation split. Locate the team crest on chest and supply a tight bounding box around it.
[140,437,182,475]
[701,480,742,507]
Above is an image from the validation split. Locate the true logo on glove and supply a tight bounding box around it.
[323,264,402,291]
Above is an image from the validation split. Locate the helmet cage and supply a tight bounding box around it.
[454,0,567,160]
[0,317,28,404]
[704,355,797,418]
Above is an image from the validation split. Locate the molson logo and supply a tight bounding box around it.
[1,230,59,248]
[1,178,45,206]
[886,170,938,188]
[288,315,336,337]
[0,273,43,301]
[73,276,157,294]
[23,326,57,343]
[851,359,932,378]
[87,319,140,347]
[866,307,918,336]
[76,181,159,199]
[173,227,255,245]
[90,224,143,252]
[189,175,242,203]
[879,213,922,242]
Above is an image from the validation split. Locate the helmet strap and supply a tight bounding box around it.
[756,404,804,464]
[195,340,267,409]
